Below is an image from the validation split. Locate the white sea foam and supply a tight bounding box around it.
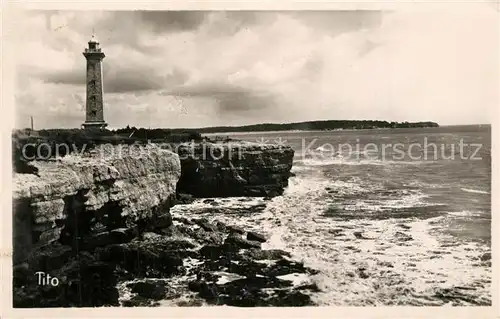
[461,188,489,194]
[169,169,491,306]
[447,210,485,218]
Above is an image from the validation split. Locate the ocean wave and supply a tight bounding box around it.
[300,156,429,167]
[461,188,489,195]
[447,210,486,218]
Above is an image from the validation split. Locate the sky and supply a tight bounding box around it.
[14,9,499,129]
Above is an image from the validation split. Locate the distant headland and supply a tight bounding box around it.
[180,120,440,134]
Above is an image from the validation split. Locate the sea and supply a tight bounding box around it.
[193,124,492,306]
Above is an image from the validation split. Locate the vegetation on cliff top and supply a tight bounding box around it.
[192,120,439,133]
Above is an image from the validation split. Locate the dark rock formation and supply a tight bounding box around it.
[12,144,181,265]
[13,212,320,308]
[176,142,294,197]
[12,140,301,308]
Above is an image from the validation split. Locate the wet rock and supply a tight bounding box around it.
[127,280,167,300]
[296,283,321,292]
[152,212,173,229]
[176,224,224,245]
[353,231,365,239]
[394,231,413,242]
[26,244,73,273]
[434,287,487,306]
[226,225,245,235]
[267,259,318,277]
[195,218,217,232]
[96,240,185,278]
[246,231,267,243]
[140,232,163,241]
[82,228,135,249]
[188,276,315,306]
[480,252,491,262]
[328,228,344,235]
[377,261,394,268]
[215,221,227,232]
[123,295,159,307]
[224,234,261,250]
[357,267,370,279]
[175,193,195,205]
[173,216,194,225]
[199,245,227,260]
[242,248,291,260]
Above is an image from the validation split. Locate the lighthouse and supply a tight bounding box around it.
[82,32,108,129]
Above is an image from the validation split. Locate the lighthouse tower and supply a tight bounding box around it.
[82,32,108,129]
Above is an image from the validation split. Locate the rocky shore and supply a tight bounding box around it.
[12,142,314,307]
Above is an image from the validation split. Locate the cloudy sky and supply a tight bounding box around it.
[14,9,498,129]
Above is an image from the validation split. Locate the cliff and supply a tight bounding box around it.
[176,141,294,197]
[13,144,181,265]
[12,141,317,308]
[13,141,295,266]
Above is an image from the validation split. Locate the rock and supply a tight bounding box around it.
[394,231,413,242]
[81,228,135,249]
[328,228,344,236]
[215,221,227,232]
[173,216,194,225]
[176,142,294,197]
[224,234,261,250]
[352,231,364,239]
[152,212,173,229]
[377,261,394,268]
[246,231,267,243]
[194,218,217,232]
[434,287,487,306]
[357,267,370,279]
[242,248,291,260]
[480,252,491,261]
[13,144,181,265]
[26,244,73,272]
[123,295,158,307]
[188,276,315,306]
[13,259,120,308]
[127,280,167,300]
[226,225,245,234]
[96,239,185,277]
[176,224,224,245]
[175,193,195,205]
[199,245,227,260]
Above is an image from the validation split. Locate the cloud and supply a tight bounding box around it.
[136,11,208,33]
[162,82,278,116]
[14,8,498,129]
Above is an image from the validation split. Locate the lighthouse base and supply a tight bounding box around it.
[82,121,108,130]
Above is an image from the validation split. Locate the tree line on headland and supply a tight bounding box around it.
[185,120,439,134]
[113,120,439,136]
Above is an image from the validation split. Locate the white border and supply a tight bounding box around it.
[1,1,499,318]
